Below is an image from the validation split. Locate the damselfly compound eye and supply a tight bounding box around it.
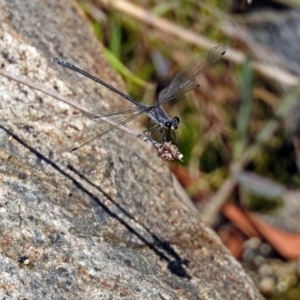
[165,121,171,128]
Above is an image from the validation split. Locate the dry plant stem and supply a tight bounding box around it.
[0,68,154,145]
[99,0,300,87]
[201,86,300,225]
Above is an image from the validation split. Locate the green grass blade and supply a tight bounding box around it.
[234,60,253,159]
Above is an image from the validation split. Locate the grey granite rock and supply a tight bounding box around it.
[0,0,264,299]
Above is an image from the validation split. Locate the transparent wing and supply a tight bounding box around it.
[158,81,199,103]
[59,106,144,152]
[85,105,147,117]
[158,45,226,104]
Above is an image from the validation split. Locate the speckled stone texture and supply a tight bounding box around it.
[0,0,264,299]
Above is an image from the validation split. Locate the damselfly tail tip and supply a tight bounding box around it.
[53,57,63,64]
[157,142,183,161]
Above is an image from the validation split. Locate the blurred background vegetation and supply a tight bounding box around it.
[75,0,300,298]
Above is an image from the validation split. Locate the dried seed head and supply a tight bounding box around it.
[157,142,183,161]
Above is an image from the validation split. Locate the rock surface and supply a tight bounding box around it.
[0,0,264,299]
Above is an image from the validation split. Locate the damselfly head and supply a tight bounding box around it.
[171,116,180,130]
[165,117,180,130]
